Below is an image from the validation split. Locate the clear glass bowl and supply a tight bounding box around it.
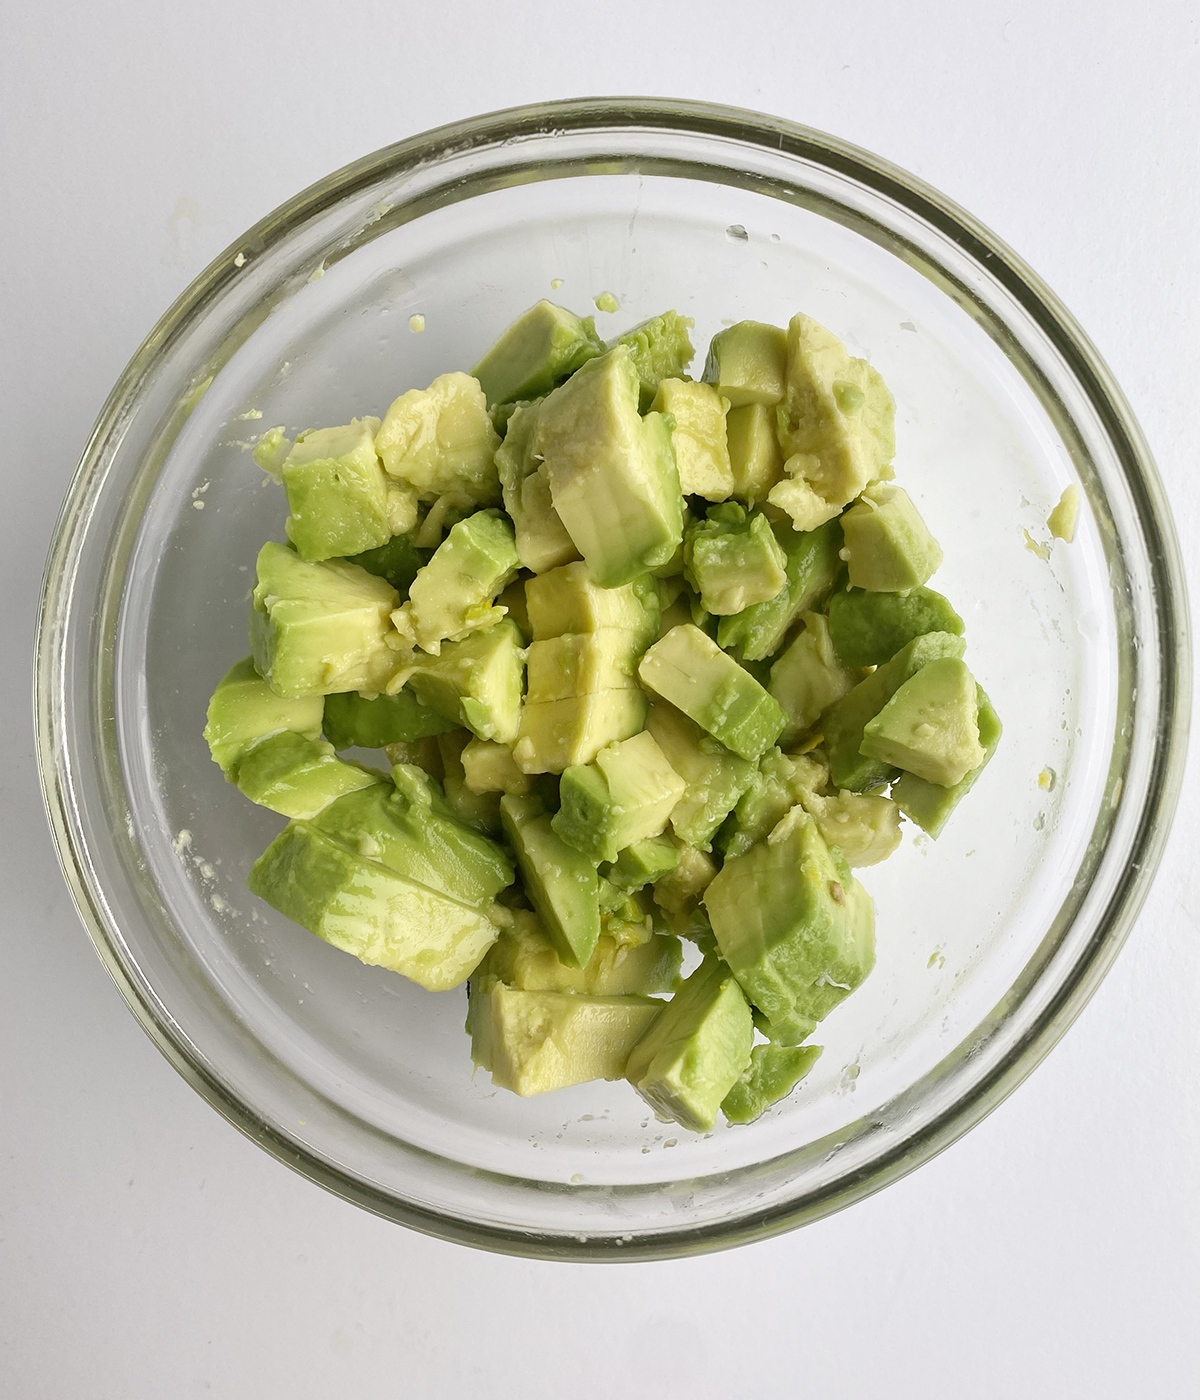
[36,99,1190,1259]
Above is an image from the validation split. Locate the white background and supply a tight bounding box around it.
[3,3,1198,1396]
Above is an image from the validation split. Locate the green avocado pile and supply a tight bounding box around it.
[204,300,1000,1132]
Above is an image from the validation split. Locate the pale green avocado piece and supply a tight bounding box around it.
[496,578,531,643]
[322,687,455,749]
[827,583,964,667]
[469,985,663,1095]
[524,631,642,704]
[652,841,718,916]
[552,731,687,865]
[493,399,579,574]
[726,402,785,504]
[513,688,648,775]
[500,793,601,967]
[650,378,735,501]
[376,371,501,507]
[436,730,502,835]
[1048,483,1081,542]
[702,320,788,408]
[752,1006,819,1048]
[860,656,986,786]
[346,529,427,596]
[603,833,681,891]
[684,503,788,615]
[644,701,757,850]
[823,630,966,791]
[625,955,754,1133]
[804,788,903,868]
[610,310,696,409]
[281,417,394,561]
[768,611,866,744]
[638,624,786,763]
[840,483,943,591]
[248,822,499,991]
[203,656,324,779]
[704,806,875,1029]
[535,347,684,587]
[722,1043,823,1125]
[459,738,533,796]
[399,618,525,745]
[235,732,382,819]
[249,542,403,699]
[716,515,842,662]
[893,686,1002,838]
[718,747,815,860]
[476,909,681,995]
[525,561,661,649]
[471,300,605,407]
[392,509,519,654]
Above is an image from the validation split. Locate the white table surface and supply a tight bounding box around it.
[3,3,1197,1396]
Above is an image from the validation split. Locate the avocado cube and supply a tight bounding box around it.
[493,399,579,574]
[721,1043,823,1125]
[768,611,865,744]
[684,503,788,615]
[719,747,813,860]
[322,687,455,749]
[235,732,382,819]
[436,730,502,835]
[524,632,641,704]
[603,834,681,891]
[827,583,964,667]
[805,789,903,868]
[248,822,499,991]
[500,794,601,967]
[472,300,605,407]
[203,656,324,779]
[249,542,404,699]
[704,807,875,1029]
[652,841,718,916]
[860,656,985,786]
[644,701,757,850]
[525,561,661,649]
[638,624,786,762]
[893,686,1002,837]
[625,956,754,1132]
[280,417,393,561]
[345,529,427,597]
[840,484,943,591]
[399,618,525,745]
[552,731,687,865]
[536,347,684,587]
[649,378,735,502]
[376,371,501,507]
[726,402,785,504]
[476,909,681,996]
[611,310,696,409]
[459,738,532,796]
[702,320,788,408]
[513,689,648,775]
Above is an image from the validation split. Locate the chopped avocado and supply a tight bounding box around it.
[524,631,641,702]
[392,510,519,654]
[496,577,531,642]
[644,701,757,849]
[322,687,455,749]
[384,735,444,778]
[726,402,785,504]
[249,541,403,699]
[703,320,788,408]
[721,1043,823,1125]
[893,686,1002,837]
[398,618,525,745]
[376,371,501,507]
[716,515,842,662]
[500,793,601,967]
[281,417,394,561]
[346,530,428,596]
[768,611,865,744]
[513,689,648,775]
[552,731,686,864]
[826,583,964,667]
[650,378,735,501]
[525,561,661,649]
[252,425,290,481]
[638,623,786,762]
[203,656,324,779]
[471,300,604,407]
[822,630,967,790]
[597,879,657,946]
[719,747,814,860]
[652,841,718,916]
[436,730,502,834]
[493,399,579,574]
[625,956,754,1132]
[860,656,986,786]
[235,732,382,818]
[804,788,902,867]
[684,503,788,615]
[470,985,663,1095]
[247,821,498,991]
[840,483,943,591]
[459,737,532,795]
[611,310,696,408]
[536,347,684,587]
[704,807,875,1030]
[603,834,681,890]
[476,909,681,995]
[1048,483,1081,542]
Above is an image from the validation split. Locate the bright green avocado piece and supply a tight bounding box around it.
[322,687,455,749]
[721,1042,823,1125]
[624,955,755,1132]
[281,418,393,562]
[827,583,964,667]
[493,399,579,574]
[684,503,788,615]
[768,611,865,744]
[235,731,382,818]
[400,618,525,745]
[840,483,943,591]
[603,833,681,891]
[650,378,735,501]
[703,320,788,408]
[861,656,986,787]
[475,909,681,996]
[500,793,601,968]
[644,700,757,850]
[346,529,428,597]
[203,656,324,779]
[611,310,696,409]
[471,300,605,408]
[525,561,661,649]
[725,402,785,504]
[892,686,1002,837]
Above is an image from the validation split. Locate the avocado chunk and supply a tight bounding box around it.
[804,787,902,868]
[704,807,875,1031]
[525,561,661,649]
[822,630,967,790]
[611,310,696,408]
[322,687,455,749]
[726,402,785,504]
[376,372,501,507]
[552,731,686,865]
[469,985,663,1095]
[249,542,404,699]
[398,618,525,745]
[281,417,397,561]
[235,732,382,818]
[684,503,787,615]
[768,611,866,744]
[650,378,735,501]
[500,794,601,968]
[459,737,533,795]
[392,510,519,654]
[721,1043,823,1125]
[716,515,842,662]
[625,956,754,1132]
[513,689,648,775]
[345,529,428,597]
[476,909,681,995]
[719,747,821,860]
[436,730,502,834]
[603,834,681,891]
[638,624,786,762]
[493,399,579,574]
[893,685,1002,837]
[652,841,718,916]
[860,656,985,786]
[203,656,324,779]
[703,320,788,408]
[471,300,604,408]
[1047,483,1081,542]
[826,583,964,667]
[840,483,943,591]
[535,347,684,587]
[248,821,499,991]
[644,700,757,849]
[524,631,642,702]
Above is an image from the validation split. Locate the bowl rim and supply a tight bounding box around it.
[35,96,1192,1260]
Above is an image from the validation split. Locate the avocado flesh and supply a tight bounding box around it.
[611,310,696,409]
[702,320,788,408]
[552,731,686,865]
[768,611,865,744]
[500,794,601,968]
[684,503,788,615]
[281,417,393,561]
[827,583,964,667]
[493,399,579,574]
[840,483,943,592]
[525,561,661,649]
[322,687,455,749]
[472,300,604,408]
[376,371,501,508]
[235,732,382,818]
[725,402,785,505]
[346,529,427,596]
[398,618,525,745]
[722,1042,823,1125]
[436,730,502,835]
[893,686,1002,837]
[203,656,324,779]
[514,690,648,775]
[644,701,757,850]
[459,738,532,796]
[861,657,986,787]
[476,910,681,996]
[603,834,680,891]
[650,378,735,501]
[524,632,641,703]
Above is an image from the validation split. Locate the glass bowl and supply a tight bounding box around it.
[36,98,1190,1260]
